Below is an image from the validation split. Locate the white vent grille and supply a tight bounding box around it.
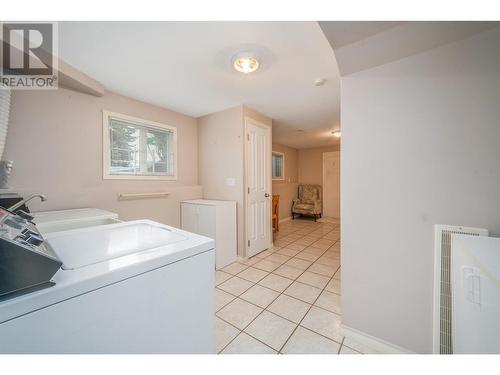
[433,225,488,354]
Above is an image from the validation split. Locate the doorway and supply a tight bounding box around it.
[322,151,340,218]
[245,117,272,257]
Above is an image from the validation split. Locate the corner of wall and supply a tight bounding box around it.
[242,105,273,128]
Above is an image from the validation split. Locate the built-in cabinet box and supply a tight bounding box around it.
[181,199,237,269]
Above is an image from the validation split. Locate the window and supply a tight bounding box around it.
[272,151,285,180]
[103,111,177,180]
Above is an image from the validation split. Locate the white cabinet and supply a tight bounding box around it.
[181,199,237,269]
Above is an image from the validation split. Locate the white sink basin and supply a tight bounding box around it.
[45,220,189,270]
[33,208,121,235]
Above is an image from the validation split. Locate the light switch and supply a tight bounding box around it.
[225,178,236,186]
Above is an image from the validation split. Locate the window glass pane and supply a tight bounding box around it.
[109,117,174,176]
[109,120,140,174]
[272,153,283,179]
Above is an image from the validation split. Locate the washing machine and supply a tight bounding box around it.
[0,211,215,354]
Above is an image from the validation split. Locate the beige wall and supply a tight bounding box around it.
[341,28,500,353]
[198,105,245,256]
[272,143,298,220]
[198,105,272,257]
[4,87,202,227]
[296,146,340,219]
[298,145,340,186]
[271,144,340,220]
[243,105,273,128]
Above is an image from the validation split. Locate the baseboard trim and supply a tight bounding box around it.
[341,324,415,354]
[279,216,292,224]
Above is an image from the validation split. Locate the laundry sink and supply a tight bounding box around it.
[36,217,122,235]
[32,208,121,235]
[44,220,189,270]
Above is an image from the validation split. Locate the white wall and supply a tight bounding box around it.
[341,28,500,353]
[4,88,201,227]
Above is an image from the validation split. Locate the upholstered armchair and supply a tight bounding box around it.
[292,184,322,221]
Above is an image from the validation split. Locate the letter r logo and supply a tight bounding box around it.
[2,23,53,76]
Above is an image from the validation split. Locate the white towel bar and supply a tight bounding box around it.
[118,192,170,200]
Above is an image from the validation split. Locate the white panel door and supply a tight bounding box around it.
[246,121,271,257]
[323,151,340,218]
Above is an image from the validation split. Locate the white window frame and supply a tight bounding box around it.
[102,110,178,180]
[272,151,285,181]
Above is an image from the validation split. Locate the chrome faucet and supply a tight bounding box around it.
[9,194,47,212]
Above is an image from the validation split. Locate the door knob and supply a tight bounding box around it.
[264,193,270,198]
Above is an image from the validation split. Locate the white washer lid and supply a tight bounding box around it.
[45,220,188,270]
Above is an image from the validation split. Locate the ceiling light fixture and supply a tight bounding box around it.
[331,130,341,138]
[232,52,260,74]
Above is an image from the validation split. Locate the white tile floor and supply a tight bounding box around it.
[214,217,367,354]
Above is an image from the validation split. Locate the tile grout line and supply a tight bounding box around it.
[217,275,340,316]
[277,269,338,354]
[272,222,341,354]
[216,219,342,354]
[268,234,339,353]
[221,260,339,284]
[216,314,278,354]
[220,238,340,291]
[219,276,333,350]
[216,260,313,353]
[217,240,320,353]
[338,336,346,354]
[259,222,341,334]
[218,254,321,353]
[216,287,343,347]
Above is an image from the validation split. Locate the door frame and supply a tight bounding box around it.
[244,116,272,257]
[322,151,340,218]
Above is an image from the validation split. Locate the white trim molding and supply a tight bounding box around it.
[341,324,415,354]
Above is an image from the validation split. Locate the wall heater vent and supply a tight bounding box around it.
[433,224,488,354]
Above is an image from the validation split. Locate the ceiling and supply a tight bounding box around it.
[58,22,499,150]
[318,21,402,49]
[319,21,499,76]
[58,22,341,149]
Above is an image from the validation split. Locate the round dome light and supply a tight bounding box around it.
[233,53,260,74]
